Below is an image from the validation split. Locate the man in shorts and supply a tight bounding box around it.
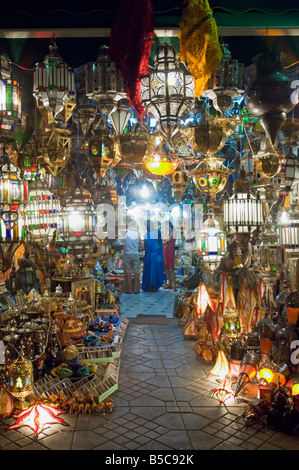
[123,220,142,294]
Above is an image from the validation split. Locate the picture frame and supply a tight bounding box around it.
[71,279,96,310]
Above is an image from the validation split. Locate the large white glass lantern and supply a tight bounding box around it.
[197,208,227,272]
[141,42,195,139]
[277,200,299,259]
[224,169,263,235]
[33,41,76,124]
[59,186,96,269]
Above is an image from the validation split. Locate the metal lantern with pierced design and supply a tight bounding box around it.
[33,41,76,125]
[8,355,33,410]
[0,55,22,132]
[197,208,227,272]
[141,42,195,139]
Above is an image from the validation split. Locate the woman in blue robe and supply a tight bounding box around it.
[142,222,164,292]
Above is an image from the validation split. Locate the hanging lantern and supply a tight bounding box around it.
[59,185,96,270]
[253,217,282,278]
[141,42,195,139]
[37,127,71,177]
[202,46,244,114]
[284,148,299,192]
[88,129,114,179]
[278,200,299,260]
[253,138,284,179]
[15,251,37,295]
[109,98,132,136]
[20,175,60,241]
[0,150,25,243]
[197,208,226,272]
[224,169,263,235]
[114,125,150,166]
[33,41,76,124]
[7,355,34,410]
[245,52,296,145]
[192,155,231,200]
[0,55,22,132]
[172,169,190,202]
[85,45,126,116]
[144,135,180,176]
[185,114,239,156]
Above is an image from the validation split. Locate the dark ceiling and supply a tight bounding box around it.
[0,1,299,69]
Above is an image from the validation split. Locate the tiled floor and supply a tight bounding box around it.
[1,288,299,451]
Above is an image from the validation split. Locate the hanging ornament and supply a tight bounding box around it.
[178,0,223,99]
[245,52,297,145]
[108,0,156,118]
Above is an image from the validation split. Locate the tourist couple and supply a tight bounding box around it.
[123,219,176,294]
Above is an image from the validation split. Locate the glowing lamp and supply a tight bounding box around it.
[258,367,274,385]
[59,185,96,269]
[145,154,179,176]
[234,351,260,397]
[8,356,33,410]
[196,282,212,316]
[223,302,241,339]
[197,209,227,273]
[6,403,68,436]
[259,321,275,358]
[224,169,263,235]
[210,351,229,378]
[292,382,299,396]
[277,201,299,260]
[271,363,289,387]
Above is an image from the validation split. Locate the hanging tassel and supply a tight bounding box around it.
[179,0,223,98]
[108,0,156,119]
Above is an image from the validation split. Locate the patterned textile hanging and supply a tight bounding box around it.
[178,0,223,98]
[108,0,156,118]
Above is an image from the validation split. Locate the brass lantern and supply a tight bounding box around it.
[202,46,244,114]
[85,45,126,116]
[141,42,195,139]
[37,127,71,177]
[59,185,96,271]
[192,155,231,201]
[8,355,33,410]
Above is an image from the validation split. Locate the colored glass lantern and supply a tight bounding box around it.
[145,154,179,176]
[0,55,22,129]
[258,362,274,385]
[271,363,289,387]
[59,185,96,269]
[33,41,75,124]
[285,290,299,325]
[20,176,60,241]
[224,169,263,235]
[196,282,212,316]
[192,156,230,199]
[141,42,194,139]
[197,208,227,272]
[7,355,33,410]
[223,300,241,339]
[88,130,114,179]
[85,45,126,116]
[109,98,132,136]
[0,151,25,242]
